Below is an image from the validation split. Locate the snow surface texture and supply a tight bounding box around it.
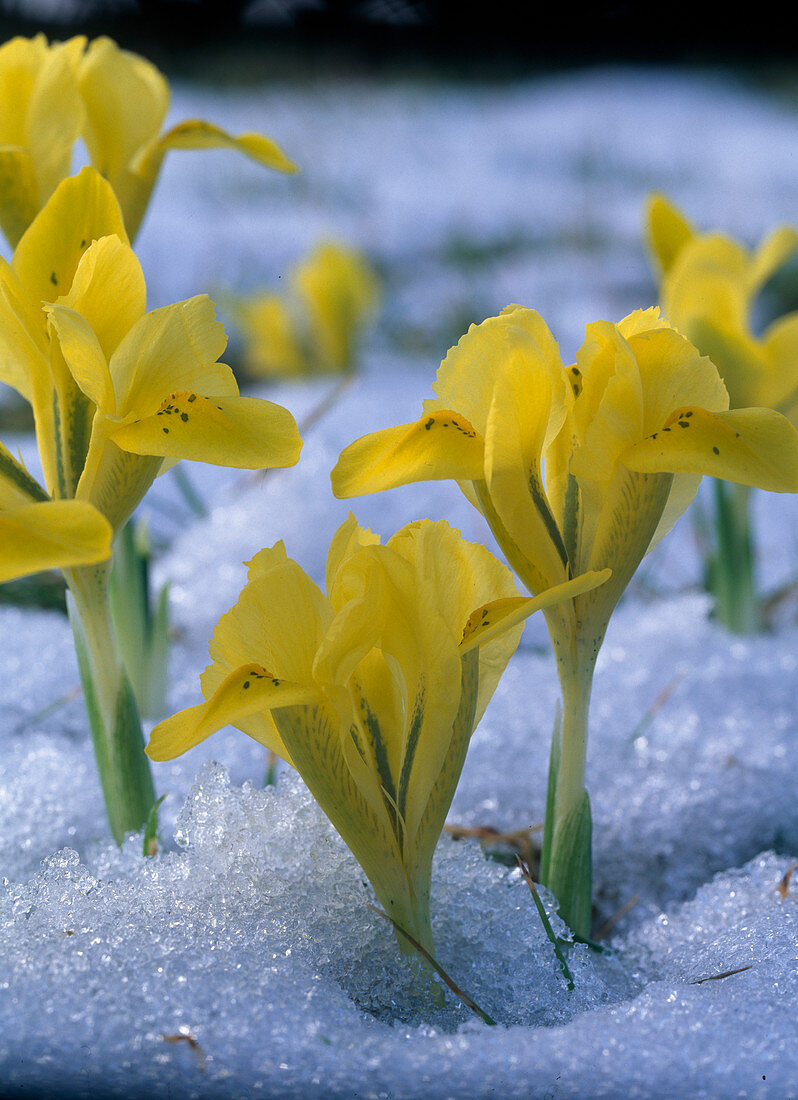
[2,65,798,1098]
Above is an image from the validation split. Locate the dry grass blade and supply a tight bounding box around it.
[160,1031,207,1068]
[367,905,496,1025]
[629,671,686,741]
[777,860,797,900]
[688,965,753,985]
[593,894,640,941]
[445,822,541,869]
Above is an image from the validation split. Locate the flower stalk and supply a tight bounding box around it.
[540,656,595,937]
[706,480,760,634]
[109,519,170,719]
[65,560,156,844]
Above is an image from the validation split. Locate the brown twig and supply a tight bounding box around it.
[777,860,797,900]
[689,965,753,985]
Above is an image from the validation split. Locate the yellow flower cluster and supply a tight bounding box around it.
[3,32,798,967]
[331,303,798,934]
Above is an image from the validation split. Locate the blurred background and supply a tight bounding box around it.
[0,0,795,74]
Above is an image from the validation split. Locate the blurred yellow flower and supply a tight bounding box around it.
[235,241,379,378]
[646,193,798,632]
[0,33,297,247]
[148,515,605,958]
[646,193,798,422]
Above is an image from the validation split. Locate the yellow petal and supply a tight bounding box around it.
[293,241,379,372]
[387,518,520,725]
[762,312,798,419]
[146,663,316,762]
[314,547,394,688]
[0,35,85,246]
[109,391,302,469]
[23,35,85,204]
[244,539,290,581]
[748,225,798,295]
[237,293,306,378]
[331,410,484,498]
[12,166,127,307]
[666,235,750,337]
[320,534,464,847]
[124,121,297,243]
[459,569,611,654]
[0,257,48,402]
[644,193,695,278]
[146,118,297,173]
[204,551,332,712]
[624,405,798,492]
[45,303,114,412]
[0,148,40,250]
[108,295,229,419]
[56,234,146,361]
[0,499,111,582]
[484,353,570,592]
[78,36,168,186]
[324,512,380,598]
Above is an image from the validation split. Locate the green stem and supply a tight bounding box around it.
[64,561,157,844]
[540,649,597,939]
[708,480,760,634]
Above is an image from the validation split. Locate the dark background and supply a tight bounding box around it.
[0,0,794,82]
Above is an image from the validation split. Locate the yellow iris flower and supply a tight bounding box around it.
[148,515,607,958]
[0,33,296,247]
[0,166,302,843]
[235,241,379,378]
[646,193,798,422]
[0,166,302,532]
[331,304,798,935]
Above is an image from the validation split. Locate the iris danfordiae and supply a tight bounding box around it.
[233,240,379,379]
[0,33,296,248]
[331,305,798,936]
[148,515,606,959]
[0,168,303,842]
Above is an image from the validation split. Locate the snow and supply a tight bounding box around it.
[2,62,798,1098]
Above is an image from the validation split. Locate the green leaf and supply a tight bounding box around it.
[540,703,561,885]
[543,790,593,939]
[142,793,167,857]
